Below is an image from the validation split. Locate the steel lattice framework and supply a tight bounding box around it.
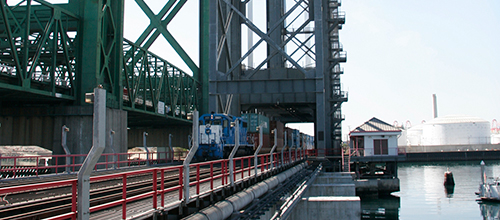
[122,39,198,125]
[0,0,346,150]
[208,0,347,151]
[0,0,200,125]
[0,0,78,101]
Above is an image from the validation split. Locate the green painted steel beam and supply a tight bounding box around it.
[76,0,123,108]
[132,0,198,77]
[199,0,209,114]
[0,81,75,100]
[77,0,102,104]
[0,0,78,100]
[122,39,198,122]
[0,0,198,126]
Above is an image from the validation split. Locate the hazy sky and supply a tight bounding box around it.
[339,0,500,139]
[122,0,500,139]
[288,0,500,138]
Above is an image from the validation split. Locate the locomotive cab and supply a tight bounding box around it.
[196,113,252,160]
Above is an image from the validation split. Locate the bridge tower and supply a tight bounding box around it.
[207,0,347,152]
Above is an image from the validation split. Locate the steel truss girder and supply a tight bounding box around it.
[128,0,198,77]
[122,39,198,121]
[216,0,234,67]
[0,0,78,100]
[218,0,310,78]
[246,4,315,78]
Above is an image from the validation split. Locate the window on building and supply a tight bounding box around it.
[374,139,388,155]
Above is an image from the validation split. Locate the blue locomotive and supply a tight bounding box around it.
[196,113,254,160]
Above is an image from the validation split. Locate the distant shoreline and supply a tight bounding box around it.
[403,150,500,162]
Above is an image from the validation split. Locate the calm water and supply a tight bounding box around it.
[360,160,500,220]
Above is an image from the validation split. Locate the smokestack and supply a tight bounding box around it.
[432,94,438,118]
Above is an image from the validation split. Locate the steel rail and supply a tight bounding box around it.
[0,167,222,219]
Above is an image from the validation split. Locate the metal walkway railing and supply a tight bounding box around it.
[0,150,307,220]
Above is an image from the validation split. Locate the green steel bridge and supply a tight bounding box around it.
[0,0,347,154]
[0,0,203,126]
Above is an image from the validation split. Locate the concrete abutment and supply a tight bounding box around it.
[0,106,127,164]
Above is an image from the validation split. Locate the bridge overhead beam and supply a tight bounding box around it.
[214,79,317,96]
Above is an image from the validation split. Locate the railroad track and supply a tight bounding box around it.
[0,167,224,220]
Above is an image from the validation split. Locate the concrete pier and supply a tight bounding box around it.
[355,178,400,196]
[290,197,361,220]
[290,172,361,220]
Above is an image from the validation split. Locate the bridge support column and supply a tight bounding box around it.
[0,106,127,165]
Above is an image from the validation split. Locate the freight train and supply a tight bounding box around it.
[195,113,314,160]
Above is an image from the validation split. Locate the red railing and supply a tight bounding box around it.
[0,149,306,220]
[397,147,407,155]
[304,148,407,157]
[305,148,343,157]
[0,150,186,179]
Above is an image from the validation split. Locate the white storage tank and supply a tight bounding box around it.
[421,115,490,145]
[492,134,500,144]
[406,124,424,146]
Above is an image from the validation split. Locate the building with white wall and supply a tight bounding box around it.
[349,117,402,156]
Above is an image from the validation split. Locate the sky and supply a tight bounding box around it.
[339,0,500,140]
[120,0,500,139]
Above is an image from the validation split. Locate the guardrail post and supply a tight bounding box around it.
[254,123,265,178]
[61,125,71,173]
[110,130,116,169]
[229,119,240,188]
[78,87,106,220]
[270,129,277,170]
[289,132,294,163]
[295,134,300,161]
[0,123,1,176]
[169,134,174,162]
[281,130,287,167]
[183,111,199,205]
[143,132,149,166]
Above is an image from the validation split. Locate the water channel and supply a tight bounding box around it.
[360,160,500,219]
